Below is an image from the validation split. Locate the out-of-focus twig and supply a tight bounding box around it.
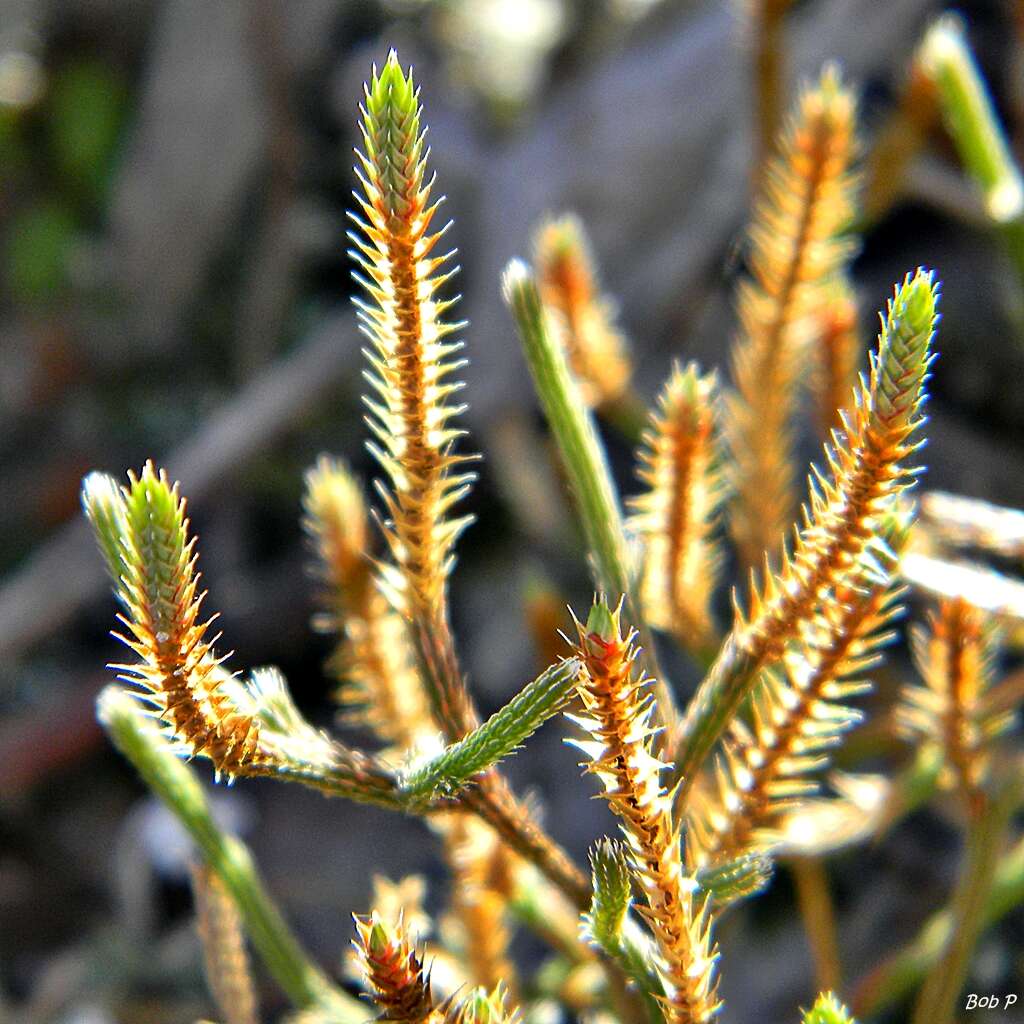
[749,0,793,192]
[901,551,1024,638]
[919,16,1024,303]
[910,776,1019,1024]
[235,1,305,379]
[0,316,358,672]
[790,857,841,996]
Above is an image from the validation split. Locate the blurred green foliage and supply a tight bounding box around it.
[47,60,126,201]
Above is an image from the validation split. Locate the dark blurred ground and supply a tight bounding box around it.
[1,1,1024,1022]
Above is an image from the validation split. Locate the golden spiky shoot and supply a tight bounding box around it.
[533,214,632,408]
[303,456,431,752]
[688,542,905,868]
[630,362,724,652]
[675,269,938,791]
[350,50,476,621]
[190,864,258,1024]
[812,275,861,437]
[569,599,721,1024]
[729,65,858,569]
[899,598,1014,811]
[354,912,437,1023]
[90,461,260,779]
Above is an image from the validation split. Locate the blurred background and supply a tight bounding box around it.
[2,0,1024,1021]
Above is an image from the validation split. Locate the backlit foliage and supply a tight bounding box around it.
[83,37,1024,1024]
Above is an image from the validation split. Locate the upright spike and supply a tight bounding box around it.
[350,51,476,629]
[91,461,260,778]
[533,214,632,409]
[899,598,1013,812]
[570,599,721,1023]
[442,985,520,1024]
[630,362,725,653]
[354,912,437,1023]
[801,992,856,1024]
[675,270,939,796]
[303,455,431,753]
[729,65,859,569]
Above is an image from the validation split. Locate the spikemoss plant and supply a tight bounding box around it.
[83,43,1024,1024]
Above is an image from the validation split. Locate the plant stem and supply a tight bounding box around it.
[98,686,362,1021]
[502,259,678,738]
[411,610,591,909]
[910,778,1020,1024]
[853,777,1024,1018]
[403,659,580,803]
[509,872,648,1024]
[460,780,591,909]
[920,16,1024,294]
[790,857,841,995]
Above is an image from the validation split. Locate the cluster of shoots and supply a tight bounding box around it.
[83,22,1024,1024]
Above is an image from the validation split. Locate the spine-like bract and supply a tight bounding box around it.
[631,362,724,650]
[729,66,858,569]
[675,269,938,790]
[303,456,430,752]
[350,51,475,623]
[103,461,261,778]
[570,601,721,1024]
[533,214,632,408]
[899,598,1013,809]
